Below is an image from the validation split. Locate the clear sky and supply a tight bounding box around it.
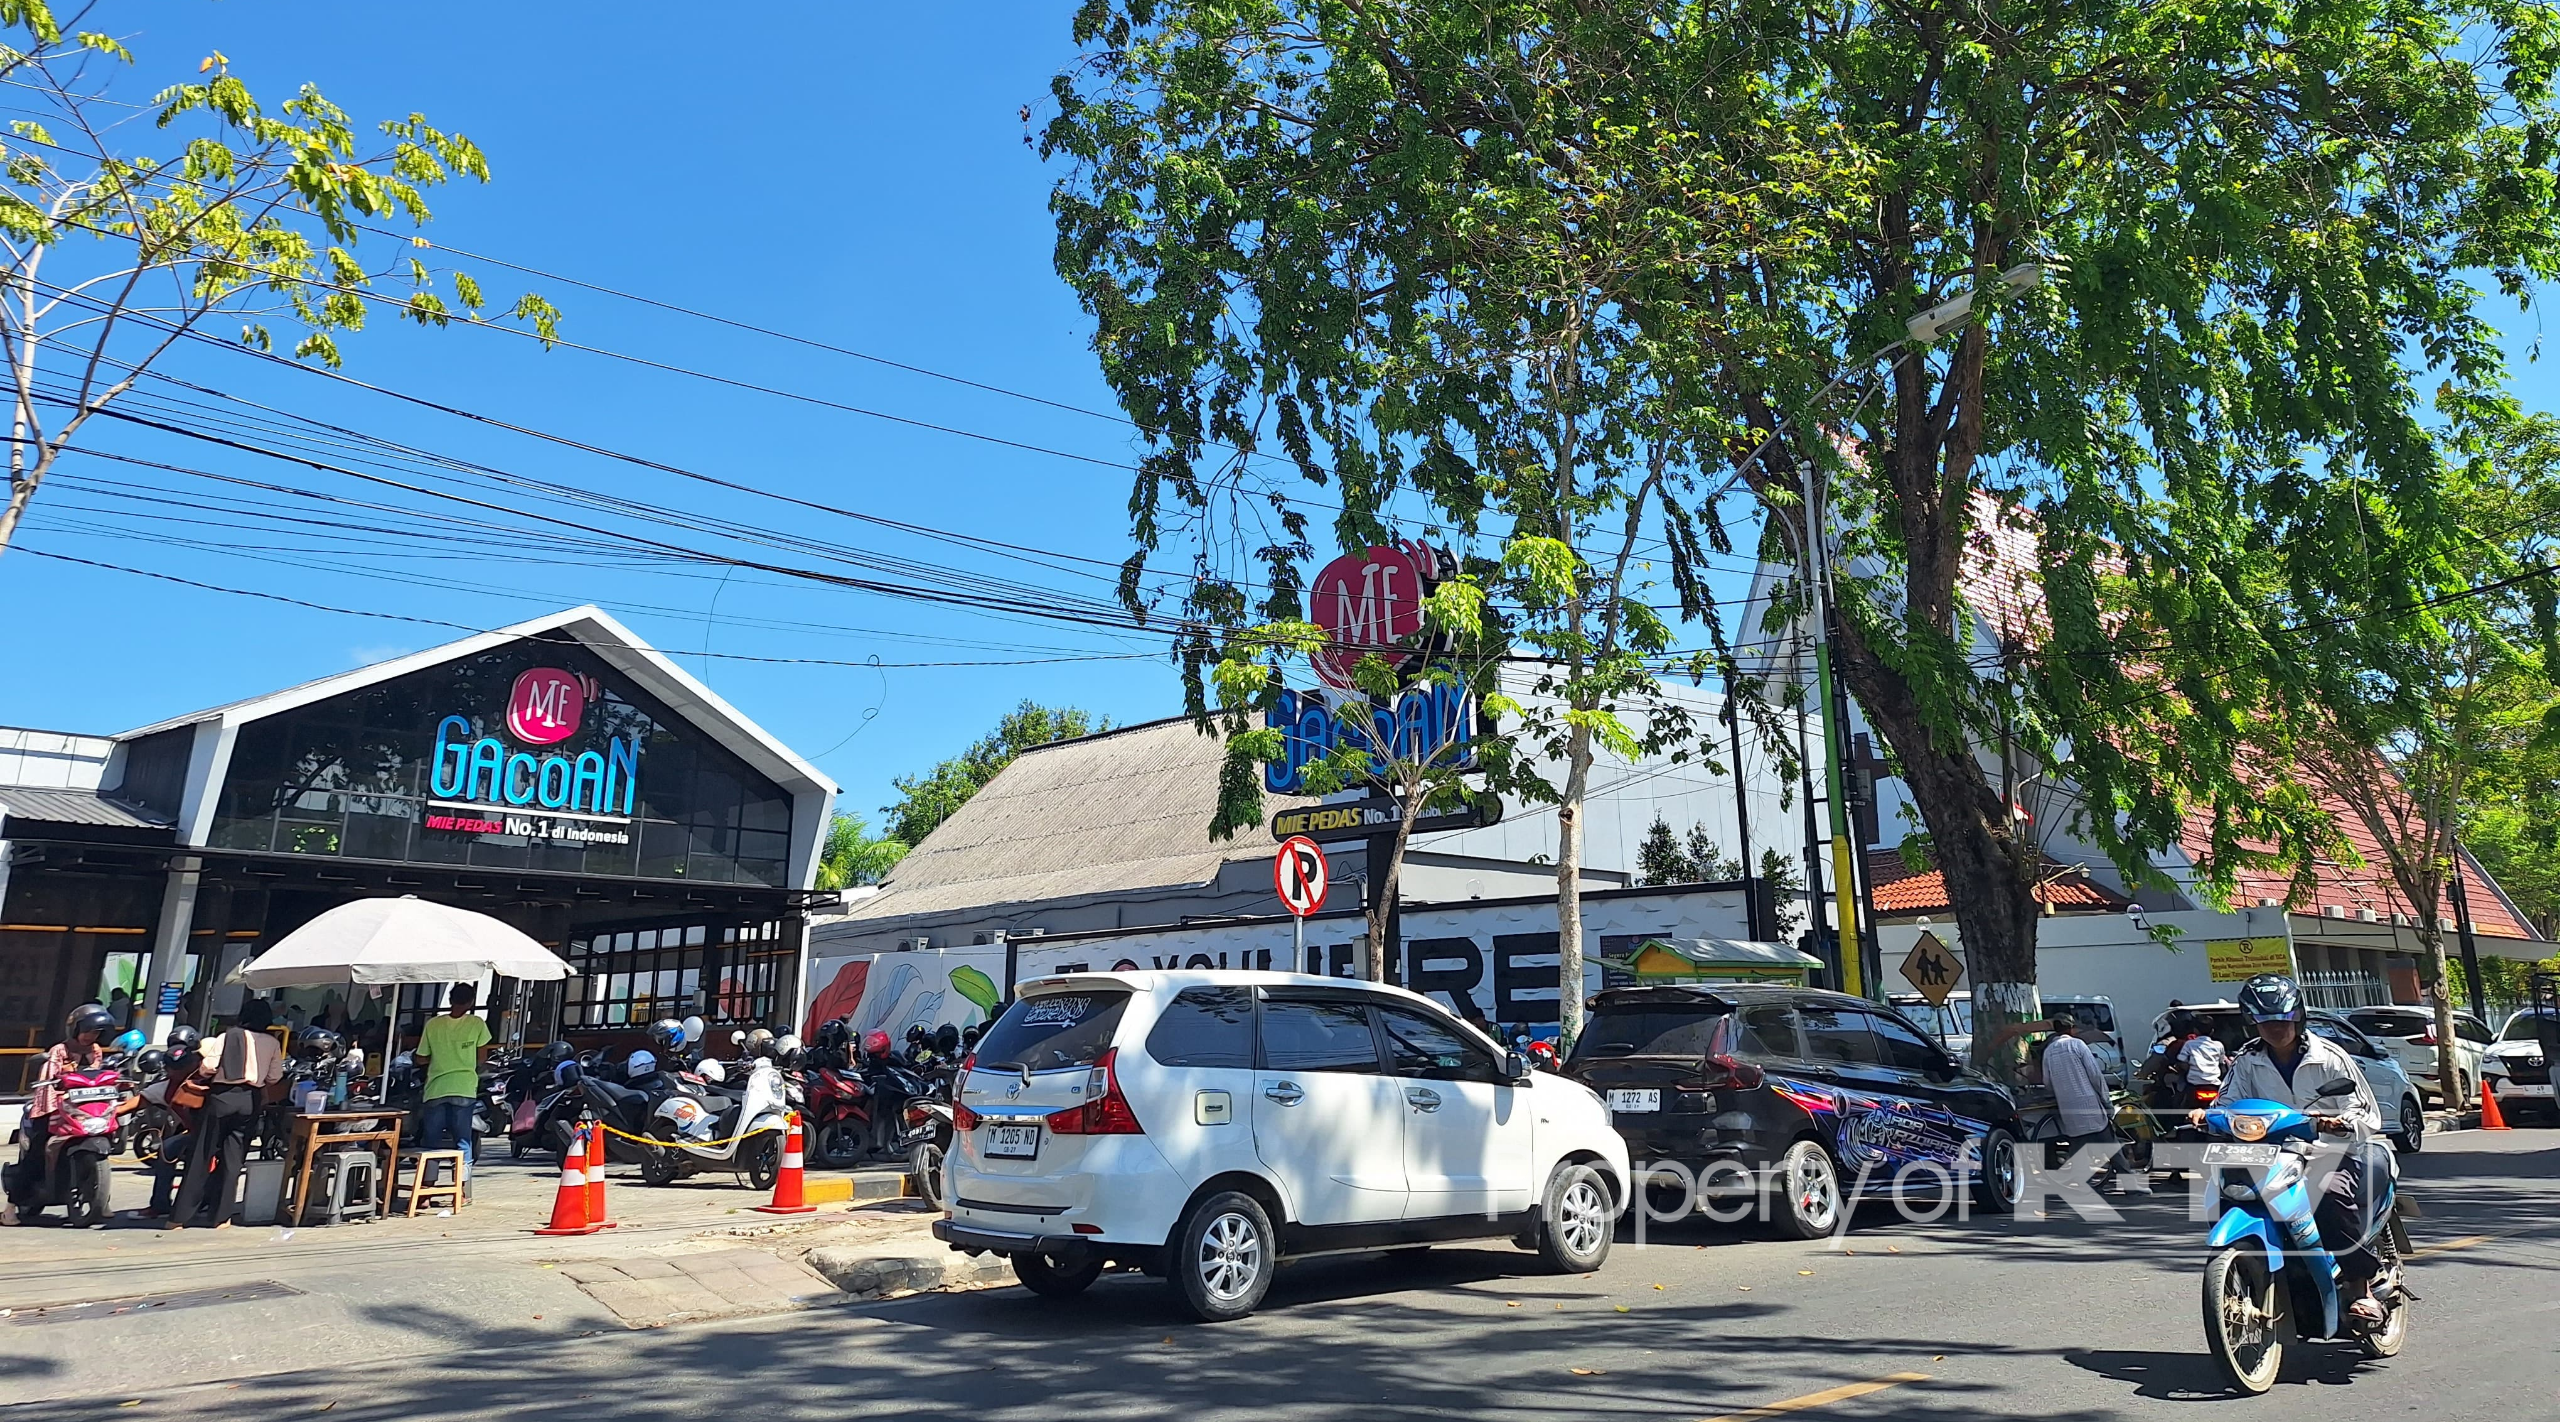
[0,2,1213,826]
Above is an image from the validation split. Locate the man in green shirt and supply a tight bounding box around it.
[415,982,492,1193]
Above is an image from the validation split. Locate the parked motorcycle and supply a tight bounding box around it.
[3,1056,123,1226]
[639,1047,790,1190]
[900,1074,955,1207]
[2197,1083,2413,1394]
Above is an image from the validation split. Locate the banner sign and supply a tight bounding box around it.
[426,666,641,841]
[1261,682,1477,794]
[1309,542,1453,692]
[2206,936,2294,982]
[1269,794,1503,844]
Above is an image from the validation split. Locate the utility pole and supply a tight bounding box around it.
[1723,671,1760,939]
[2449,856,2485,1021]
[1803,472,1867,998]
[1796,699,1835,989]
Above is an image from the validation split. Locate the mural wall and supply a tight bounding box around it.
[801,947,1009,1040]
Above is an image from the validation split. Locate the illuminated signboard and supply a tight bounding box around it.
[1261,682,1476,794]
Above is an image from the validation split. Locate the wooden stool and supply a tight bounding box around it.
[401,1150,467,1216]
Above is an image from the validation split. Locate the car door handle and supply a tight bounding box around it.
[1263,1082,1304,1106]
[1405,1087,1441,1113]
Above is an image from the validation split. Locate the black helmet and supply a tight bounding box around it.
[2166,1010,2199,1037]
[816,1019,850,1051]
[904,1025,928,1047]
[295,1026,343,1061]
[934,1023,961,1056]
[135,1046,170,1076]
[538,1039,575,1066]
[66,1004,116,1041]
[2237,973,2304,1025]
[648,1018,686,1053]
[165,1024,202,1053]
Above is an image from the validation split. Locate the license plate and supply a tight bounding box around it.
[985,1123,1041,1159]
[2203,1142,2278,1165]
[1607,1088,1661,1114]
[61,1087,118,1104]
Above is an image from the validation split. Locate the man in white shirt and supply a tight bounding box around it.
[2194,975,2388,1325]
[2041,1011,2115,1174]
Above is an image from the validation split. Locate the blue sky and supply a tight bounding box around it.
[0,2,1207,825]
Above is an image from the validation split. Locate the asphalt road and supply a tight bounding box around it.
[4,1128,2553,1421]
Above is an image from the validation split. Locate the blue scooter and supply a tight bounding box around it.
[2197,1081,2415,1393]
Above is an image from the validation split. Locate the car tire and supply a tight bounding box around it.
[1532,1161,1614,1273]
[2395,1095,2425,1155]
[1972,1127,2022,1214]
[1012,1249,1105,1299]
[1170,1190,1276,1323]
[1769,1140,1844,1241]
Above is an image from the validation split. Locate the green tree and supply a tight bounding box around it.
[0,2,558,557]
[815,812,908,891]
[1636,814,1744,886]
[884,700,1111,847]
[1045,2,1755,1044]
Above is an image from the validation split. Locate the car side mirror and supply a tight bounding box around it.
[2316,1078,2359,1098]
[1503,1051,1532,1083]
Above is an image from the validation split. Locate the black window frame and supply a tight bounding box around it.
[1863,1006,1955,1076]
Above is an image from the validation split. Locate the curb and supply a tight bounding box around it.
[799,1169,912,1207]
[802,1246,1009,1298]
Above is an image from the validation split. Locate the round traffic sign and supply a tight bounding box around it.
[1274,835,1329,918]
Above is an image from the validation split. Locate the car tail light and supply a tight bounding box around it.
[952,1098,980,1131]
[1703,1052,1764,1088]
[1045,1048,1143,1135]
[2406,1032,2437,1046]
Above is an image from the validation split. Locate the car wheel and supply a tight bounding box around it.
[2395,1095,2425,1155]
[1171,1190,1275,1323]
[1532,1161,1614,1273]
[1769,1140,1843,1241]
[1973,1127,2022,1214]
[1012,1249,1105,1298]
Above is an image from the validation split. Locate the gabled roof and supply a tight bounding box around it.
[0,786,171,830]
[122,605,836,802]
[1864,848,2133,917]
[845,716,1311,922]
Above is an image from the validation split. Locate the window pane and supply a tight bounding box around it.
[1376,1005,1497,1082]
[1800,1004,1879,1065]
[1259,999,1381,1073]
[1864,1009,1947,1073]
[976,992,1129,1073]
[1735,1005,1801,1059]
[1144,987,1255,1068]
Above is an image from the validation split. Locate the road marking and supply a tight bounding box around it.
[2411,1233,2492,1258]
[1696,1372,1932,1422]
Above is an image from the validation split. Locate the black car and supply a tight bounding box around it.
[1565,984,2024,1238]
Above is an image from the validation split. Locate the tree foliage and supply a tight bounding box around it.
[883,700,1112,847]
[816,812,909,891]
[0,1,559,556]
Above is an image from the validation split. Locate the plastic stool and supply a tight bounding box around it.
[315,1147,378,1224]
[402,1150,467,1216]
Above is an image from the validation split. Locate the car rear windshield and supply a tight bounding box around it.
[2503,1014,2556,1042]
[2346,1009,2427,1036]
[1570,1004,1728,1060]
[975,991,1130,1073]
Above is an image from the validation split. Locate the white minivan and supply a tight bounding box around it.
[930,970,1631,1322]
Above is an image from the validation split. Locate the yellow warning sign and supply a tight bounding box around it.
[2206,937,2294,983]
[1898,931,1964,1006]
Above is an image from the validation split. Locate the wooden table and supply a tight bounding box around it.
[282,1110,402,1227]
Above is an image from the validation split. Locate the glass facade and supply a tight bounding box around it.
[558,921,790,1029]
[209,639,797,886]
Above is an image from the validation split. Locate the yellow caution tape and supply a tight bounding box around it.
[592,1119,784,1151]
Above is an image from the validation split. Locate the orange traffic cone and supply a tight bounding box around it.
[2479,1077,2511,1131]
[534,1123,602,1236]
[752,1111,817,1215]
[584,1118,617,1228]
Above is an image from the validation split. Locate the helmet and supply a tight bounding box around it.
[165,1024,202,1054]
[135,1046,170,1076]
[934,1024,961,1056]
[743,1027,776,1059]
[863,1030,892,1059]
[905,1025,928,1049]
[2237,973,2305,1025]
[295,1027,343,1061]
[66,1004,117,1041]
[775,1033,803,1066]
[2166,1010,2199,1037]
[112,1028,147,1055]
[814,1019,849,1052]
[681,1015,707,1046]
[648,1018,686,1053]
[961,1024,984,1051]
[538,1039,576,1067]
[625,1049,658,1080]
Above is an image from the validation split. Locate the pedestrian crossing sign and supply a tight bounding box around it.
[1899,931,1964,1006]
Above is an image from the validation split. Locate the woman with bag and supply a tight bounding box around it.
[169,1023,281,1229]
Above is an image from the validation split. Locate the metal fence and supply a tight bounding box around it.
[2300,969,2391,1011]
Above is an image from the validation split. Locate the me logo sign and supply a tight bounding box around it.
[507,667,593,746]
[1309,543,1448,692]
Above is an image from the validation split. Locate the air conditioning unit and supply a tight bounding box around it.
[2439,915,2458,931]
[2357,908,2380,923]
[894,936,930,953]
[2393,913,2414,927]
[2322,905,2347,919]
[2258,897,2284,908]
[972,931,1005,946]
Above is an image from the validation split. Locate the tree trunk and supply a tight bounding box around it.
[1556,718,1594,1051]
[1366,778,1428,983]
[2418,922,2464,1109]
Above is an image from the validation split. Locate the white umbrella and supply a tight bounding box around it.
[238,896,574,987]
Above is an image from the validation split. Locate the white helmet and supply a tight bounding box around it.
[624,1049,657,1080]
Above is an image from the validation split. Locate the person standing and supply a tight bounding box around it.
[414,983,491,1195]
[2042,1011,2116,1172]
[171,1022,281,1229]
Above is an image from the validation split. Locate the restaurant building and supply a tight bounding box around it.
[0,607,837,1089]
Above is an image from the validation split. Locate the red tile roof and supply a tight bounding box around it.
[1865,848,2133,917]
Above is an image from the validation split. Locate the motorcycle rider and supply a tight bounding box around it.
[3,1004,117,1225]
[2193,973,2389,1327]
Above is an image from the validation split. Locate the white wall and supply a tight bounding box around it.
[1876,907,2296,1040]
[0,726,115,791]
